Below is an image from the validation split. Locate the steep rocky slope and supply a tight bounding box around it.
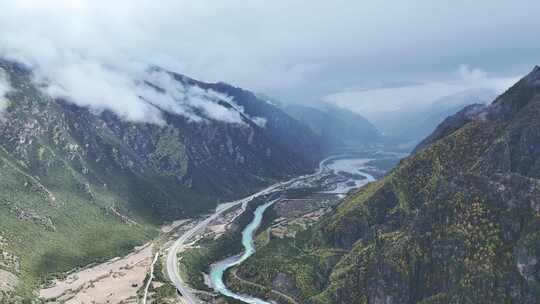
[230,67,540,304]
[0,59,321,300]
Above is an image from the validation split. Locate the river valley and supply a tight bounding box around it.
[39,151,401,304]
[204,154,385,303]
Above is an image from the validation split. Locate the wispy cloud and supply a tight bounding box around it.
[0,0,265,126]
[35,60,252,125]
[0,0,537,106]
[36,58,166,124]
[140,70,248,124]
[0,69,11,115]
[456,65,518,93]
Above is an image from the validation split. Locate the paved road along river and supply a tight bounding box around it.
[166,155,378,303]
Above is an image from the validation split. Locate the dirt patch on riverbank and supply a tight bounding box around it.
[40,244,154,304]
[161,219,190,234]
[0,269,18,292]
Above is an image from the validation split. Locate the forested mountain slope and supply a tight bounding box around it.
[231,66,540,304]
[0,59,321,300]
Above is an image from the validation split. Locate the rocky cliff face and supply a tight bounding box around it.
[0,59,321,300]
[0,59,321,214]
[233,66,540,304]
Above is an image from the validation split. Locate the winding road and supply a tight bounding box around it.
[165,156,335,304]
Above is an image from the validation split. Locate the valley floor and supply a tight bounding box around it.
[32,150,402,304]
[40,244,154,303]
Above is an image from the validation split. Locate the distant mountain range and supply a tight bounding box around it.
[377,88,498,149]
[283,104,382,150]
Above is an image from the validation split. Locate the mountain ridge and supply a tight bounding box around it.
[283,104,382,150]
[228,66,540,304]
[0,58,323,300]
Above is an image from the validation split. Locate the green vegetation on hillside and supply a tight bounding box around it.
[229,67,540,304]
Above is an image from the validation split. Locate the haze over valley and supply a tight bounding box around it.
[1,1,539,304]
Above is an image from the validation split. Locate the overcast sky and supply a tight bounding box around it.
[0,0,538,121]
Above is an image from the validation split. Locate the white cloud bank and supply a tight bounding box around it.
[0,0,536,120]
[30,56,251,125]
[138,70,248,124]
[0,0,536,106]
[323,65,520,121]
[0,0,264,126]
